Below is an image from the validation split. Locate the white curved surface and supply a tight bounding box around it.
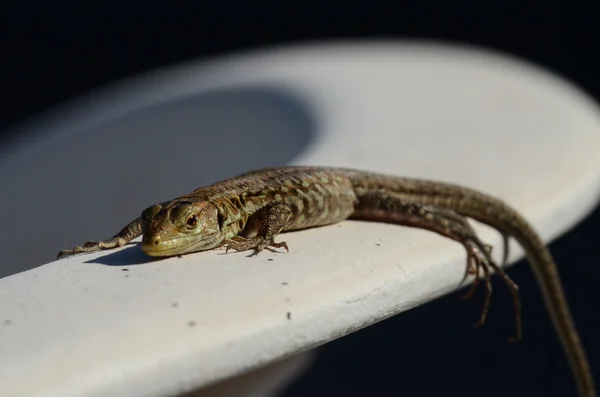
[1,41,600,397]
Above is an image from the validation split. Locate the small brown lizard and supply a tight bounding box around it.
[57,166,595,396]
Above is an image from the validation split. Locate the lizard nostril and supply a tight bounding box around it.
[153,237,161,246]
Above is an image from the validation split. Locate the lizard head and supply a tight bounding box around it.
[140,200,222,256]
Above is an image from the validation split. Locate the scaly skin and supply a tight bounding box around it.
[57,166,595,397]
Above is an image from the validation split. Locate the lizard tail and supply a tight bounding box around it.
[348,171,595,397]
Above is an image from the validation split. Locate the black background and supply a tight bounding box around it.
[2,1,599,396]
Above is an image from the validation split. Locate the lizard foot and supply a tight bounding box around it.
[460,241,494,328]
[459,239,521,342]
[221,236,289,255]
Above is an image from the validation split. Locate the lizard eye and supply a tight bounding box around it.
[186,215,198,227]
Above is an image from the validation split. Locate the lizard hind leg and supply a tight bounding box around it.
[464,242,493,327]
[460,249,482,300]
[459,243,492,288]
[351,190,521,342]
[461,233,521,342]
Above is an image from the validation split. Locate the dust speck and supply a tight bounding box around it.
[3,319,11,326]
[188,321,196,327]
[286,312,292,320]
[268,258,274,262]
[375,243,381,246]
[172,302,179,308]
[281,282,288,286]
[121,268,129,272]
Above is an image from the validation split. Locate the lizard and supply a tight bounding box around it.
[57,166,595,397]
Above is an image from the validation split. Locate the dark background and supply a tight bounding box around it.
[1,1,598,396]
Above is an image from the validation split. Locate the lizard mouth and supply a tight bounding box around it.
[141,241,184,257]
[141,233,221,257]
[140,232,184,256]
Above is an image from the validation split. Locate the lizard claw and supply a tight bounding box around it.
[220,237,289,255]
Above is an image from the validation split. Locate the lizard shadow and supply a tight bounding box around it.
[83,244,160,267]
[84,242,290,266]
[84,225,314,266]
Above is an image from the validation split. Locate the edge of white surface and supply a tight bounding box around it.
[5,40,599,156]
[2,41,600,397]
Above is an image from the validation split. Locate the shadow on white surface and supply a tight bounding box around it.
[79,240,154,267]
[0,87,316,278]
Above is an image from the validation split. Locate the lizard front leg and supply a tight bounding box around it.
[351,189,521,338]
[57,218,143,259]
[220,202,292,254]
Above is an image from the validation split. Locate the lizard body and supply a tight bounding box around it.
[57,166,595,396]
